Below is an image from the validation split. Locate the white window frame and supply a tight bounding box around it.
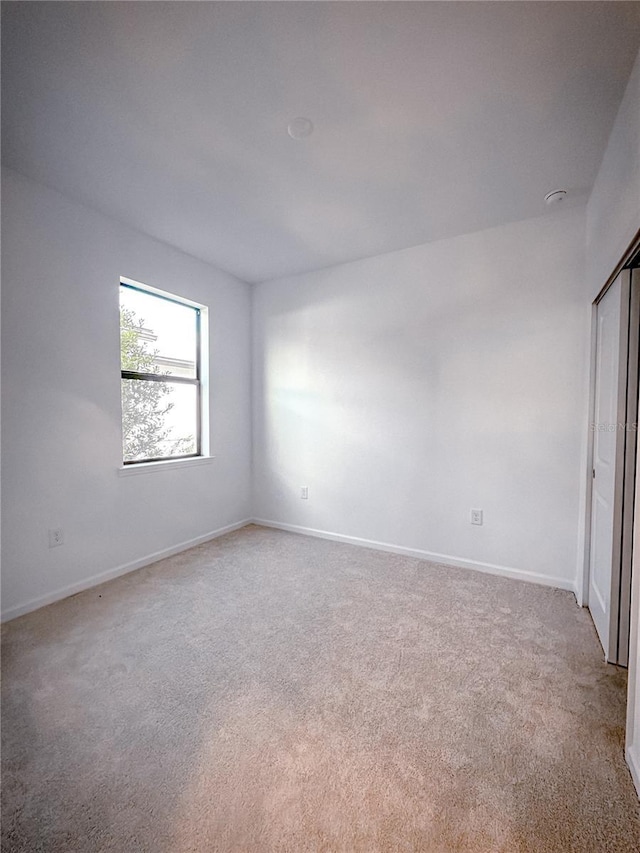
[119,276,210,471]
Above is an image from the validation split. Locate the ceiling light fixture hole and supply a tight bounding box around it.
[287,117,314,140]
[544,189,567,205]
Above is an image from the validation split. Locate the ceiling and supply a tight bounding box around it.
[3,2,640,283]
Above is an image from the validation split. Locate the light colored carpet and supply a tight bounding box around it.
[2,524,639,852]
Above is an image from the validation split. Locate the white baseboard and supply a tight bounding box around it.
[1,518,252,623]
[572,579,584,607]
[252,518,576,592]
[3,516,577,622]
[626,745,640,799]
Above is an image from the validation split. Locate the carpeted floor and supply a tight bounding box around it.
[2,524,639,852]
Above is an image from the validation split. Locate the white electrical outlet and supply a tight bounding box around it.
[470,509,483,526]
[48,528,64,548]
[300,486,308,500]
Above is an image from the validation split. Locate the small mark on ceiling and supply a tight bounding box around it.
[544,189,567,205]
[287,117,314,140]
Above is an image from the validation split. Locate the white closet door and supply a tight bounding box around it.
[588,271,630,659]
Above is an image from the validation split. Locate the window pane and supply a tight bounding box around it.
[120,286,197,379]
[122,379,197,462]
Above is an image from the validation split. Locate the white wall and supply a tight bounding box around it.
[586,47,640,301]
[252,205,588,589]
[1,168,252,620]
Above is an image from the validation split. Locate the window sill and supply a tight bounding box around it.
[117,456,216,477]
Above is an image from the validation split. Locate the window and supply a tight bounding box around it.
[120,280,205,464]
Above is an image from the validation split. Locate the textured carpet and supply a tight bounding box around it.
[2,524,639,852]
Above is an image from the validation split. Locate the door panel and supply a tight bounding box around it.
[588,271,629,659]
[618,268,640,666]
